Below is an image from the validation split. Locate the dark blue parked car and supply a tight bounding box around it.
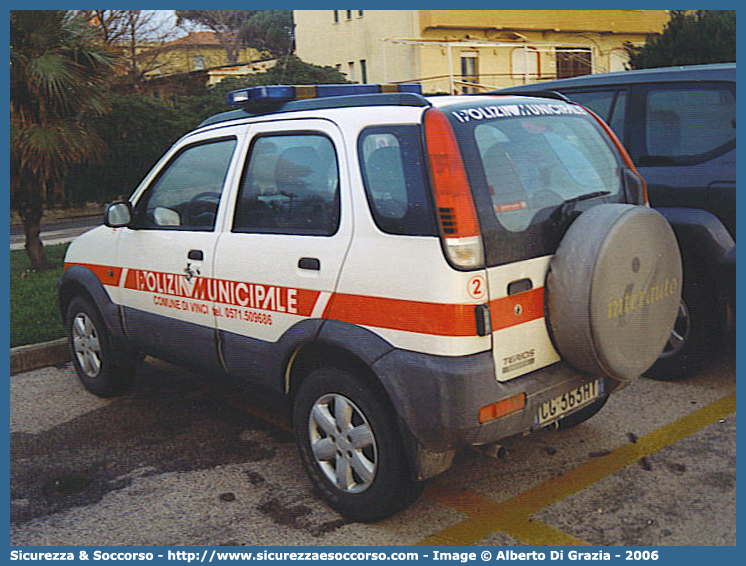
[500,63,736,379]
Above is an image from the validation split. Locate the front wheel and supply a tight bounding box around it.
[293,367,423,522]
[66,296,134,397]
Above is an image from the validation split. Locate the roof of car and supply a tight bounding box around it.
[198,90,579,130]
[497,63,736,93]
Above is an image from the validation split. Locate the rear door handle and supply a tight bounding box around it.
[298,257,320,271]
[188,249,204,261]
[507,278,532,295]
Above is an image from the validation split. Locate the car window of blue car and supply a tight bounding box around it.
[644,87,736,163]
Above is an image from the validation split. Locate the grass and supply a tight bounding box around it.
[10,243,70,348]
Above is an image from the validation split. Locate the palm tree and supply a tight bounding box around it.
[10,10,116,270]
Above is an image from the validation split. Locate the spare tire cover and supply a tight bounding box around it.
[546,204,682,381]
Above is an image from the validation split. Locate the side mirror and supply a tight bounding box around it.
[623,168,647,206]
[104,201,133,228]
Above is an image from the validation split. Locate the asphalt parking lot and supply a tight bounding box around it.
[10,344,735,547]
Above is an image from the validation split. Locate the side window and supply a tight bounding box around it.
[567,90,616,121]
[607,90,627,141]
[133,138,237,231]
[358,126,436,236]
[234,134,339,236]
[567,89,627,143]
[640,84,736,165]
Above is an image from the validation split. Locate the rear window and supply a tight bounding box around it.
[446,99,625,265]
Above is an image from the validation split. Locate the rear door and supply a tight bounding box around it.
[446,98,627,381]
[212,119,353,386]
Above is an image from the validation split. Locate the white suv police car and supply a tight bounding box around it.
[59,84,682,521]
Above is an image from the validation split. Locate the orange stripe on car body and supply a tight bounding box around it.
[64,263,547,337]
[489,287,545,331]
[64,262,123,287]
[322,293,478,337]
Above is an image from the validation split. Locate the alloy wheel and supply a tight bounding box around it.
[72,312,102,378]
[308,393,378,493]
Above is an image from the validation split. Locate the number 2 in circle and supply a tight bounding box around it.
[468,275,486,300]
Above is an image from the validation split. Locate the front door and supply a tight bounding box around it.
[116,132,241,370]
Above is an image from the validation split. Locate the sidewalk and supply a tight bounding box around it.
[10,338,69,375]
[10,205,103,250]
[9,203,104,229]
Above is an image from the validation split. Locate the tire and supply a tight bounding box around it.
[644,270,720,381]
[546,204,683,381]
[66,296,134,397]
[293,367,424,522]
[556,396,609,430]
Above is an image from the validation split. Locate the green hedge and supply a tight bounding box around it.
[10,243,70,348]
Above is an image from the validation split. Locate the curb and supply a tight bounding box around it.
[10,338,70,375]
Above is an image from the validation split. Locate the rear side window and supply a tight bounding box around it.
[358,126,436,236]
[234,134,339,236]
[638,85,736,165]
[565,89,627,144]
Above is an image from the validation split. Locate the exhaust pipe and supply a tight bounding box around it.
[476,443,508,460]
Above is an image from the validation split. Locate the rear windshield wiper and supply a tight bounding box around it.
[562,190,612,206]
[550,190,611,228]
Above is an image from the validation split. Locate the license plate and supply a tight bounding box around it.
[534,379,605,427]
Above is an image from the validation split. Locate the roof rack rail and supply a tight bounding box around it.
[199,84,429,128]
[490,89,571,103]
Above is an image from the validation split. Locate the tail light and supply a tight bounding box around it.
[424,108,484,269]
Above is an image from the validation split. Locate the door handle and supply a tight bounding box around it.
[185,250,203,281]
[507,278,532,295]
[298,257,320,271]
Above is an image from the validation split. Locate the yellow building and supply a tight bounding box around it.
[141,32,263,79]
[294,10,669,93]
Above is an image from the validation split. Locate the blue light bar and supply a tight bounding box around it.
[227,85,295,105]
[227,83,423,106]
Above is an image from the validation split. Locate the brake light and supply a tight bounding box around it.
[424,108,484,268]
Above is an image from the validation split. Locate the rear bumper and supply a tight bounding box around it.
[372,348,622,478]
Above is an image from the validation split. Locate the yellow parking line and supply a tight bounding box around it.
[418,392,736,546]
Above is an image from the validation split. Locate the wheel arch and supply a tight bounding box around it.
[58,266,126,342]
[656,207,734,269]
[656,206,735,329]
[286,340,390,407]
[284,320,394,399]
[283,323,423,478]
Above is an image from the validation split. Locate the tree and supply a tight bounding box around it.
[176,10,295,63]
[239,11,294,58]
[195,56,350,116]
[65,93,203,205]
[61,58,349,205]
[78,10,181,92]
[175,10,255,65]
[10,10,116,269]
[626,10,736,69]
